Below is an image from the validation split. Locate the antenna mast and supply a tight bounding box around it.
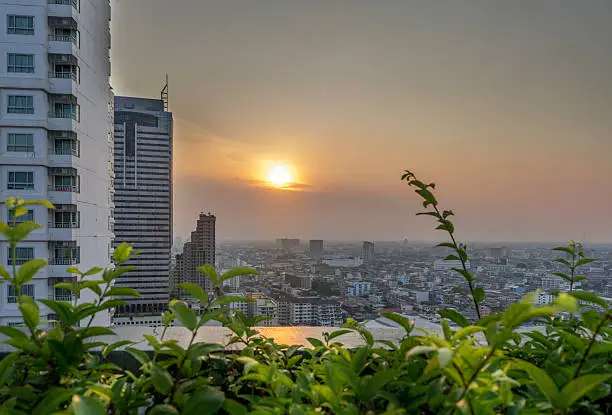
[161,73,169,111]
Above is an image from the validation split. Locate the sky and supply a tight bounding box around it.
[110,0,612,243]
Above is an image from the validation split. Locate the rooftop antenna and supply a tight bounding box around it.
[161,73,169,111]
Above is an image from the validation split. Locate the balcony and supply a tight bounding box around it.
[49,257,79,266]
[48,131,79,162]
[49,0,79,9]
[48,18,79,55]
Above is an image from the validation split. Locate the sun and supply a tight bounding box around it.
[266,164,293,188]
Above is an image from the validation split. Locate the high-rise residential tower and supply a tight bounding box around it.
[362,241,375,262]
[112,96,173,318]
[309,239,323,262]
[0,0,113,325]
[177,213,216,295]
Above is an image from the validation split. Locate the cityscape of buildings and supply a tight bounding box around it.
[0,0,609,330]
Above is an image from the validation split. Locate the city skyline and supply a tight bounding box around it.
[111,0,612,243]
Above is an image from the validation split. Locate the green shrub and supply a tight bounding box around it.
[0,174,609,414]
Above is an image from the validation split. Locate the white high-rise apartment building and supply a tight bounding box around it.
[112,96,173,321]
[0,0,113,325]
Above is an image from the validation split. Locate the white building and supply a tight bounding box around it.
[0,0,113,325]
[433,259,471,272]
[347,281,372,297]
[322,257,363,268]
[536,293,555,306]
[112,96,173,319]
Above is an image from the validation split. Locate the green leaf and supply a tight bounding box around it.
[96,299,126,312]
[19,296,40,328]
[552,272,571,282]
[559,374,612,409]
[568,291,608,309]
[222,399,247,415]
[113,242,134,264]
[38,299,73,324]
[557,331,585,353]
[513,360,559,407]
[0,265,12,281]
[325,329,353,343]
[438,309,469,328]
[184,386,225,415]
[107,287,142,298]
[71,395,105,415]
[179,282,208,304]
[84,266,103,276]
[220,266,259,282]
[150,364,173,395]
[380,312,414,335]
[306,337,324,348]
[10,222,42,242]
[444,255,460,261]
[189,342,222,359]
[148,405,179,415]
[553,246,575,256]
[16,259,47,285]
[575,258,597,267]
[473,287,485,303]
[197,264,219,286]
[452,326,484,342]
[22,199,54,209]
[554,293,578,313]
[125,347,150,365]
[441,319,452,341]
[0,326,28,340]
[74,326,115,339]
[81,280,103,296]
[32,389,73,415]
[170,300,197,330]
[553,258,571,267]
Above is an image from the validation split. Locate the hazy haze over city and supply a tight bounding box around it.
[111,0,612,243]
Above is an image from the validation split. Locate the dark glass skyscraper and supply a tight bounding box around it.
[112,96,173,318]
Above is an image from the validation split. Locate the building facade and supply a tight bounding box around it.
[0,0,113,325]
[177,213,216,294]
[309,239,323,262]
[112,96,173,318]
[362,241,374,262]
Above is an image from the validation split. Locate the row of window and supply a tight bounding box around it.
[7,15,34,36]
[4,171,80,190]
[6,53,79,80]
[3,133,80,154]
[4,95,80,119]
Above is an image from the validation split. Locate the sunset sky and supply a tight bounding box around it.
[111,0,612,243]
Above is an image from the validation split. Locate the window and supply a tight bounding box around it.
[8,284,35,303]
[7,133,34,152]
[54,210,79,227]
[8,208,34,224]
[7,95,34,114]
[7,15,34,35]
[7,53,34,73]
[8,171,34,190]
[53,103,78,120]
[54,286,71,301]
[8,247,35,266]
[7,321,22,327]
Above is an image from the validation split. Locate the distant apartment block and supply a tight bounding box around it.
[284,273,313,290]
[176,213,216,294]
[277,238,300,251]
[433,259,471,272]
[362,241,375,262]
[272,291,344,327]
[0,0,113,326]
[347,281,372,297]
[112,96,173,319]
[309,239,323,262]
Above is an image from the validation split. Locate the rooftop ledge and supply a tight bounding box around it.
[0,323,547,353]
